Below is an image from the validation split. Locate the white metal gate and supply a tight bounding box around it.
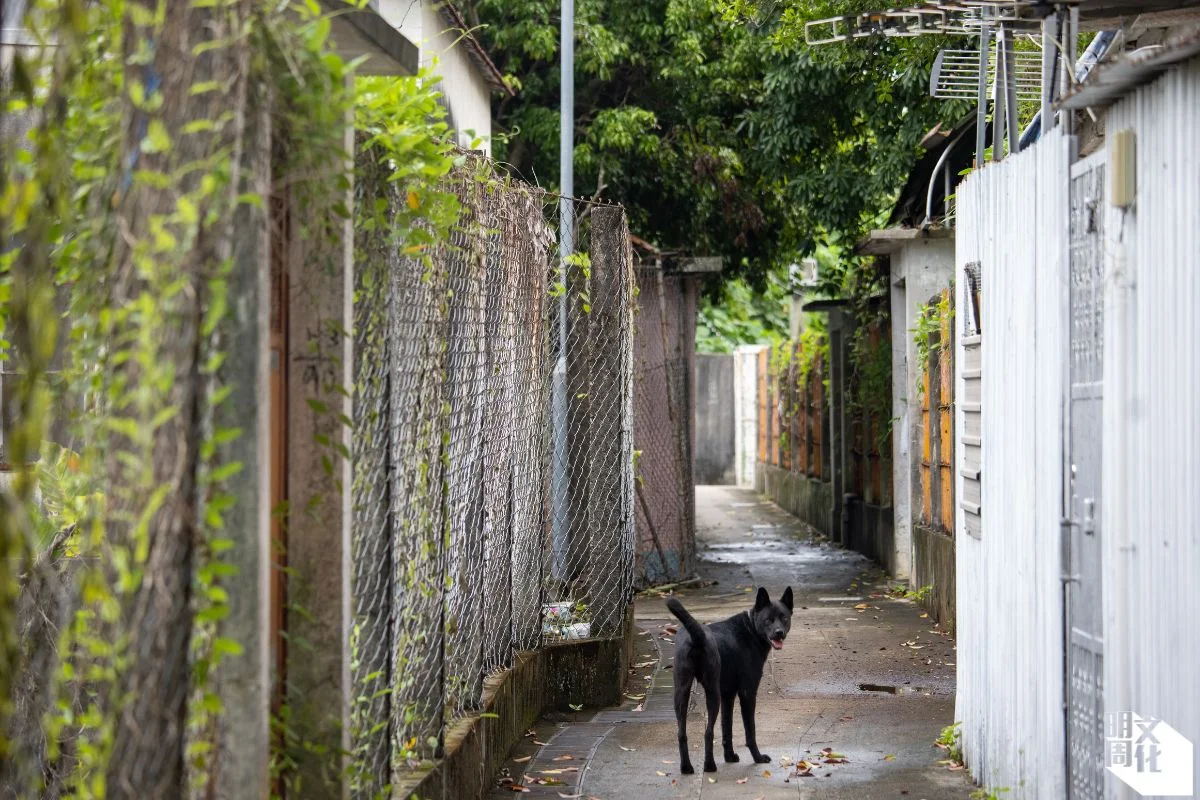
[1065,154,1106,800]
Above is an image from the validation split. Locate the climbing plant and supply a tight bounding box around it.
[0,1,463,797]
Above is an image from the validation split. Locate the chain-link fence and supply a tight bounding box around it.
[631,267,696,586]
[349,153,636,794]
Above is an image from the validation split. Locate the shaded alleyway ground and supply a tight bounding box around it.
[491,486,975,799]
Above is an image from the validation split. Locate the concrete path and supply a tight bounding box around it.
[491,486,975,799]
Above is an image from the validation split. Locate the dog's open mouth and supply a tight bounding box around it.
[770,637,784,650]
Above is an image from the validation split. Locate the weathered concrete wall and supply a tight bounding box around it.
[397,610,635,800]
[732,346,764,487]
[845,499,895,575]
[694,354,735,485]
[284,104,356,797]
[912,524,955,632]
[755,462,833,538]
[888,236,956,581]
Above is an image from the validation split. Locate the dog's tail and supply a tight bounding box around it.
[665,597,707,643]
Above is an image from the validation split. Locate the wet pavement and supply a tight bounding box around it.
[490,486,974,799]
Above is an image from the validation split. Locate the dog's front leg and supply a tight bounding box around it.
[738,689,771,763]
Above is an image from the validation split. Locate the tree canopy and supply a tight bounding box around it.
[466,0,963,286]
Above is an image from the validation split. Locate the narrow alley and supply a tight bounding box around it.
[492,486,974,799]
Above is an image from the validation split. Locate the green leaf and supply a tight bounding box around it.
[142,119,172,154]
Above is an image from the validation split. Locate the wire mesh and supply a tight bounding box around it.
[542,204,636,640]
[631,268,695,587]
[349,158,634,780]
[350,145,396,795]
[442,175,490,725]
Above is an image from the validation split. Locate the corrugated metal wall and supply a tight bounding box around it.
[1103,57,1200,794]
[955,128,1070,798]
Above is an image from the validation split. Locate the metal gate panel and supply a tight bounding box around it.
[1066,155,1106,800]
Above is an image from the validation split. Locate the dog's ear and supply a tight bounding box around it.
[781,586,794,612]
[754,587,770,610]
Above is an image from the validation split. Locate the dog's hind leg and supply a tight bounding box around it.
[738,688,771,764]
[674,675,695,774]
[701,682,719,773]
[720,692,740,762]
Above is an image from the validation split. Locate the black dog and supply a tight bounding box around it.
[666,587,793,774]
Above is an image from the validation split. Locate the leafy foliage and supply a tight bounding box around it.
[696,267,791,352]
[0,1,462,795]
[467,0,964,286]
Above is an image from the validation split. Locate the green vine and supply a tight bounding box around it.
[0,0,465,796]
[911,287,953,400]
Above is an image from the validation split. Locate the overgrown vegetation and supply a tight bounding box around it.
[912,288,954,395]
[468,0,965,286]
[0,1,461,795]
[936,721,964,767]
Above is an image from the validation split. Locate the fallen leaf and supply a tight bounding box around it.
[633,703,644,712]
[552,755,575,761]
[656,770,667,777]
[854,603,870,609]
[625,693,646,701]
[534,739,549,746]
[557,794,582,799]
[707,777,716,783]
[762,769,772,778]
[507,786,530,793]
[513,756,531,763]
[736,777,748,784]
[619,745,636,752]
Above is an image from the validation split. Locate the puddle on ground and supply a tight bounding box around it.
[701,539,856,567]
[857,683,928,695]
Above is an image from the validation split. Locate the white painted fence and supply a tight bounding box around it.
[1103,58,1200,799]
[955,128,1071,798]
[956,56,1200,798]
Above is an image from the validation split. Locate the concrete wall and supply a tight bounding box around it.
[912,524,954,631]
[732,346,764,487]
[755,463,833,539]
[888,236,955,582]
[694,354,735,485]
[378,0,494,155]
[398,610,635,800]
[845,499,895,574]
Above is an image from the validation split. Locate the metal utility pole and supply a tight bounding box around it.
[551,0,574,578]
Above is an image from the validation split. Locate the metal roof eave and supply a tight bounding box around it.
[1057,27,1200,110]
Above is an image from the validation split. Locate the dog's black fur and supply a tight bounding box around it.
[666,587,793,774]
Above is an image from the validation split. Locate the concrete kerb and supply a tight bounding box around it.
[395,606,636,800]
